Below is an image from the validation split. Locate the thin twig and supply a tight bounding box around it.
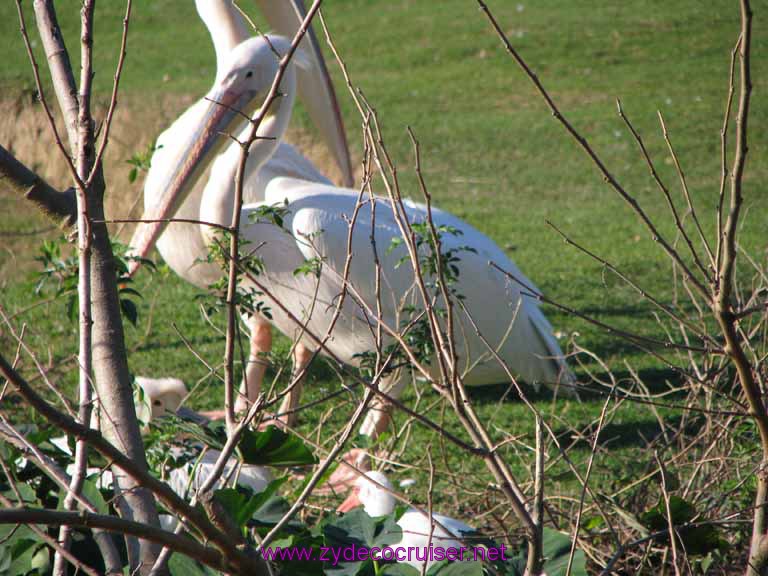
[474,0,710,301]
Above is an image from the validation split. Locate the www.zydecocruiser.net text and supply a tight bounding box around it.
[261,544,510,566]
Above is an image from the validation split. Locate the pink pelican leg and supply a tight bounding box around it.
[235,316,273,414]
[277,343,313,427]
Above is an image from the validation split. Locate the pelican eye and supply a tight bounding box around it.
[246,70,253,78]
[153,400,162,406]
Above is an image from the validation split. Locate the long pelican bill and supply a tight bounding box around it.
[255,0,354,187]
[127,87,257,273]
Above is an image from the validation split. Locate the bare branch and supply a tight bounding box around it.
[715,35,741,274]
[0,143,76,227]
[615,99,711,278]
[0,494,101,576]
[31,0,80,152]
[657,110,715,269]
[89,0,133,186]
[567,384,615,574]
[0,353,270,575]
[547,220,719,349]
[14,0,82,188]
[474,0,710,301]
[0,508,231,572]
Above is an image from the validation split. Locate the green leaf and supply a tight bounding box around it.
[322,508,407,576]
[81,478,110,515]
[430,560,483,576]
[57,478,109,516]
[539,528,587,576]
[238,426,317,467]
[0,520,48,576]
[324,508,377,548]
[267,533,326,576]
[120,298,138,326]
[214,487,263,530]
[679,524,727,556]
[9,543,46,576]
[118,287,142,299]
[150,416,227,452]
[641,495,696,531]
[214,477,286,530]
[382,564,420,576]
[30,545,50,573]
[583,515,603,531]
[504,528,586,576]
[640,495,726,556]
[168,553,218,576]
[372,514,402,548]
[3,483,37,506]
[251,494,295,528]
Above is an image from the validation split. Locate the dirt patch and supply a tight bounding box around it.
[0,93,354,282]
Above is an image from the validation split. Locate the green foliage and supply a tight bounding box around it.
[34,238,78,302]
[503,529,587,576]
[294,256,324,278]
[238,425,318,467]
[388,223,475,298]
[2,1,766,572]
[146,416,316,468]
[320,511,587,576]
[197,228,272,320]
[0,477,50,575]
[34,236,154,326]
[127,140,161,183]
[322,508,404,576]
[355,222,475,377]
[0,529,50,576]
[248,202,291,229]
[641,495,727,556]
[168,554,219,576]
[214,477,287,532]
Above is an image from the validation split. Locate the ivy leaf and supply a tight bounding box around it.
[168,553,218,575]
[213,477,287,530]
[323,508,377,548]
[641,495,696,531]
[238,425,317,467]
[641,496,726,556]
[538,528,587,575]
[382,565,420,576]
[267,533,325,576]
[504,528,587,576]
[428,561,483,576]
[214,487,264,531]
[322,508,405,576]
[149,416,227,452]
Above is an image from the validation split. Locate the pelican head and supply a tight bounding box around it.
[337,471,396,517]
[134,376,188,423]
[130,35,308,264]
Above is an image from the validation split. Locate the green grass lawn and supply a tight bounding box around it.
[1,0,767,569]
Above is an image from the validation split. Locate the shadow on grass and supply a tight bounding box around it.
[464,365,683,405]
[556,414,687,453]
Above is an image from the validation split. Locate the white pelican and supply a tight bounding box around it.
[126,376,274,532]
[131,0,352,420]
[131,376,274,495]
[51,376,274,497]
[130,36,574,450]
[337,471,477,571]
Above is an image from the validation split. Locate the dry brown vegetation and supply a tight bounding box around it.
[0,93,347,280]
